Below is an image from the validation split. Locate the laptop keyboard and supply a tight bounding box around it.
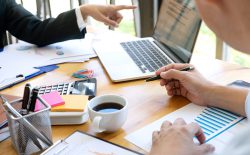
[120,40,172,73]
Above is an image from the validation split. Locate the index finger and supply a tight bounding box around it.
[156,63,191,75]
[114,5,137,11]
[186,122,206,144]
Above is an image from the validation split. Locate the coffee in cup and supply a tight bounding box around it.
[88,95,128,133]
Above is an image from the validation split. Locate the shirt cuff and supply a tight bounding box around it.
[245,91,250,118]
[75,7,87,32]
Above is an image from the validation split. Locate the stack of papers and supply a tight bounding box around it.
[0,33,97,90]
[3,34,96,67]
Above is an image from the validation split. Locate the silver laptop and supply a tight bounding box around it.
[93,0,201,82]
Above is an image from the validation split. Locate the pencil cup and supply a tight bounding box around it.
[3,96,53,155]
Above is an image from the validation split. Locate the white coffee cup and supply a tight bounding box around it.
[87,95,128,133]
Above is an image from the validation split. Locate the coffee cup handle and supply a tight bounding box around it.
[93,116,105,133]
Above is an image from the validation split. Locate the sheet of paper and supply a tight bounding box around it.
[0,51,39,83]
[125,103,249,154]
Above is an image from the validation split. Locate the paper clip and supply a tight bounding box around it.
[72,69,94,79]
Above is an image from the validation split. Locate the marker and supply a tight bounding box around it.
[145,66,195,82]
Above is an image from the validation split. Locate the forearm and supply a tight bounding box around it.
[206,85,248,116]
[6,0,84,46]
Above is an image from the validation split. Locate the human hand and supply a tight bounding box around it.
[148,118,215,155]
[80,4,136,27]
[156,63,216,106]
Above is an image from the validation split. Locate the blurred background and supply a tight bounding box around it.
[14,0,250,67]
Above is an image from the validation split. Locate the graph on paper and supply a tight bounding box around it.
[125,103,248,154]
[195,107,245,142]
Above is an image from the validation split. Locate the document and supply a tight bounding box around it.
[3,35,97,68]
[125,103,249,154]
[0,51,40,88]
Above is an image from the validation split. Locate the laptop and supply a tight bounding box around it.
[93,0,201,82]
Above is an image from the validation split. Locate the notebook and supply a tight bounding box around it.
[41,131,142,155]
[51,95,88,112]
[93,0,201,82]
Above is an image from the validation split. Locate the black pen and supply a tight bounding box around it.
[21,83,31,115]
[28,87,39,112]
[145,66,195,82]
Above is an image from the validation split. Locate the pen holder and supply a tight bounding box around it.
[3,96,52,155]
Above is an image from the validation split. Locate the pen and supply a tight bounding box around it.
[21,83,31,115]
[145,66,195,82]
[29,87,39,112]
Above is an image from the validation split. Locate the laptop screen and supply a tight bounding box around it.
[153,0,201,63]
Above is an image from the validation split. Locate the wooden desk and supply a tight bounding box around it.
[1,55,250,155]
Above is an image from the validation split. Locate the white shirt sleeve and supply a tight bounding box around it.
[75,7,87,31]
[245,91,250,119]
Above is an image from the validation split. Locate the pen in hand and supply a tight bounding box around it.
[145,66,195,82]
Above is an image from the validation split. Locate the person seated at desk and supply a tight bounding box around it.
[0,0,136,49]
[149,0,250,155]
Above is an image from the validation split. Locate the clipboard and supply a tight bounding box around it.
[0,65,58,91]
[41,130,143,155]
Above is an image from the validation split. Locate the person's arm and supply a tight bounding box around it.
[5,0,136,46]
[205,85,248,116]
[156,63,248,116]
[5,0,84,46]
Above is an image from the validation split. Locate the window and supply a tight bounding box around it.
[224,46,250,67]
[193,22,216,58]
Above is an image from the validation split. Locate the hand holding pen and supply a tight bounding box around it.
[150,63,214,107]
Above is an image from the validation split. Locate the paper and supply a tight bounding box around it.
[3,35,97,68]
[125,103,249,154]
[38,55,90,67]
[51,95,88,112]
[35,91,65,112]
[0,51,40,83]
[0,127,10,142]
[41,131,141,155]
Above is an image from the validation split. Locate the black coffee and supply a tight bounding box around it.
[93,102,124,113]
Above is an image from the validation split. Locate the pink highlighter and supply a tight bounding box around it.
[35,91,65,112]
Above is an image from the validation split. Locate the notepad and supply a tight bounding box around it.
[35,91,64,112]
[51,95,88,112]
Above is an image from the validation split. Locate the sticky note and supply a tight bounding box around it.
[51,95,88,112]
[35,91,64,112]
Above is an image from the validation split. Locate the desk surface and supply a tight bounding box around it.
[1,55,250,154]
